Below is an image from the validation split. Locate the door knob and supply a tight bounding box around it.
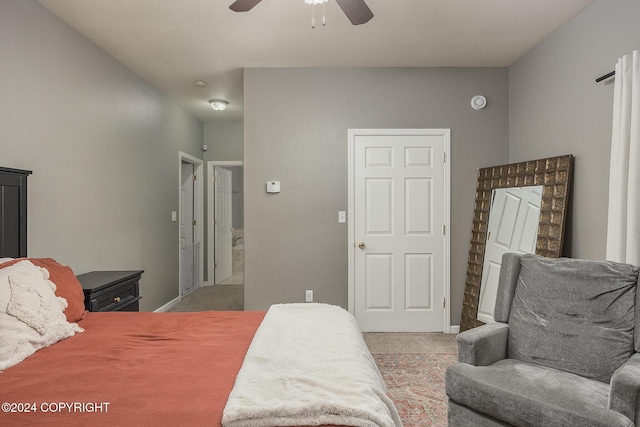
[358,242,365,249]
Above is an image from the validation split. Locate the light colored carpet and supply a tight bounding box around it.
[363,332,457,354]
[167,285,243,311]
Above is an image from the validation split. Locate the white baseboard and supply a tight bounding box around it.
[202,280,215,287]
[450,325,460,334]
[154,296,180,312]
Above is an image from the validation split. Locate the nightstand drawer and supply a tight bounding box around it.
[77,270,144,312]
[90,278,140,312]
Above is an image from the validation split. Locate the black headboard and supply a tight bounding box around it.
[0,167,32,258]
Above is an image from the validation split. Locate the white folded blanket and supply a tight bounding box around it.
[222,303,402,427]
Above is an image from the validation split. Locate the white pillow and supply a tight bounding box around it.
[0,260,83,371]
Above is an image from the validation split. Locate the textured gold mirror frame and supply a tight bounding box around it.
[460,154,574,332]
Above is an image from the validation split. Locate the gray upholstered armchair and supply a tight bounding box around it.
[446,253,640,427]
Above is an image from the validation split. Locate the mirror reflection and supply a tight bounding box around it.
[460,154,574,332]
[477,186,543,323]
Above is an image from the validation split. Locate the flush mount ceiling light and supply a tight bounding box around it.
[209,99,229,111]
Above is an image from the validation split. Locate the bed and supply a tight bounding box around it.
[0,258,401,427]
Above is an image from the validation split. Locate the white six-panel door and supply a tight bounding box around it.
[349,129,450,332]
[214,166,233,284]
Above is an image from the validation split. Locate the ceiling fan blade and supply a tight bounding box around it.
[229,0,263,12]
[334,0,373,25]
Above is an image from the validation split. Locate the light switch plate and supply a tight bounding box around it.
[338,211,346,223]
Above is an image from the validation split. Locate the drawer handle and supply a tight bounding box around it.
[113,296,121,303]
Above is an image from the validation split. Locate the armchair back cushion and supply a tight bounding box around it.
[507,254,639,383]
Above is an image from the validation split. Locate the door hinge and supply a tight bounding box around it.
[213,219,218,225]
[442,224,446,235]
[192,175,197,181]
[213,176,217,183]
[214,262,218,269]
[443,298,446,308]
[442,152,446,163]
[192,219,197,226]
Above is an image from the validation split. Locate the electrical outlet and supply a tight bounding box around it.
[305,290,313,303]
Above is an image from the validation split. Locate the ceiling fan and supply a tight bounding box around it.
[229,0,374,26]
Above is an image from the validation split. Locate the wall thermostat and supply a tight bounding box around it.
[266,181,280,193]
[471,95,487,110]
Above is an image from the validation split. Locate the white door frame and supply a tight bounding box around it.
[207,160,243,285]
[179,152,204,296]
[347,129,451,332]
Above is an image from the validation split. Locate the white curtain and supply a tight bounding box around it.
[606,50,640,264]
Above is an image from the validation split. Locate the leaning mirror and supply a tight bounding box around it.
[460,155,574,331]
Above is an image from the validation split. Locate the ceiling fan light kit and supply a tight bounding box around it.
[305,0,328,28]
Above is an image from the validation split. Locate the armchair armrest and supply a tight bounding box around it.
[609,352,640,425]
[457,322,509,366]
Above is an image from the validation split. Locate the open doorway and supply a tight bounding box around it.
[208,161,243,286]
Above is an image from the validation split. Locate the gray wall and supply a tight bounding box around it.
[229,166,244,229]
[0,0,203,311]
[509,0,640,261]
[243,67,509,325]
[204,122,244,162]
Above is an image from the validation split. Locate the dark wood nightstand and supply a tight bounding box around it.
[77,270,144,312]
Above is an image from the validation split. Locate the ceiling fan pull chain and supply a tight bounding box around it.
[323,2,326,26]
[311,4,315,28]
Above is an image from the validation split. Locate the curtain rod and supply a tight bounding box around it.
[596,70,615,82]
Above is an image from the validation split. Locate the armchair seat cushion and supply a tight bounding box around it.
[446,359,633,427]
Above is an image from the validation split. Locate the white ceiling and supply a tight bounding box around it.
[38,0,594,123]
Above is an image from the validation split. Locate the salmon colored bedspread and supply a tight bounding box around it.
[0,311,265,426]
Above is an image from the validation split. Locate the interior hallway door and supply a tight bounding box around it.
[214,166,233,283]
[350,129,450,332]
[180,162,197,295]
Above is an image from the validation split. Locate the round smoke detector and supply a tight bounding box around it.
[471,95,487,110]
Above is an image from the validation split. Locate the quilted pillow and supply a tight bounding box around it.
[0,258,87,322]
[0,261,83,371]
[508,254,639,383]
